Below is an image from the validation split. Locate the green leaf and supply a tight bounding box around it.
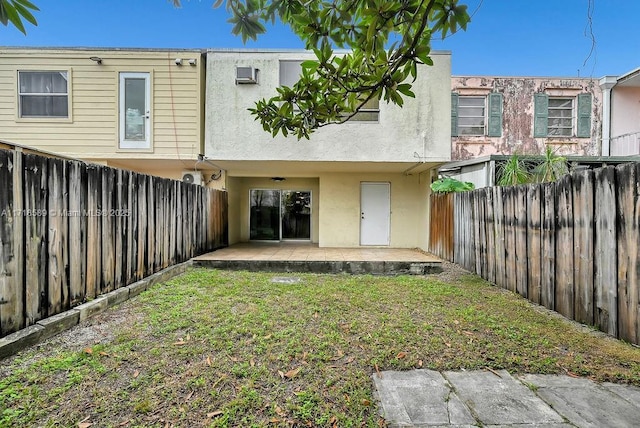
[396,84,415,98]
[12,1,37,26]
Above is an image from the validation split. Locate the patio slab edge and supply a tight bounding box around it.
[193,259,442,275]
[0,260,192,360]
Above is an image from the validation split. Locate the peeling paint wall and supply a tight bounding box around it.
[451,76,602,160]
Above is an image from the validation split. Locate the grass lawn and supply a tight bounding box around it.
[1,265,639,427]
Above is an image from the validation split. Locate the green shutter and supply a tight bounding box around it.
[577,93,592,138]
[451,92,458,137]
[487,92,503,137]
[533,93,549,137]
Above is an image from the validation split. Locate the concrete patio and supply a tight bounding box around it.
[193,243,442,275]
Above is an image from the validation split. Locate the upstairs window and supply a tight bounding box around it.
[278,60,379,122]
[451,92,502,137]
[548,98,573,136]
[18,71,69,118]
[534,93,591,138]
[458,96,485,135]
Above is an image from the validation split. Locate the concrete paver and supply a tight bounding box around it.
[520,374,640,428]
[374,369,640,427]
[445,370,564,426]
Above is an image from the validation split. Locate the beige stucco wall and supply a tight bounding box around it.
[0,48,204,163]
[205,50,451,164]
[611,86,640,137]
[224,172,431,249]
[318,172,430,249]
[451,76,602,160]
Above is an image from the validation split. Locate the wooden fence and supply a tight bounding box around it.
[429,163,639,346]
[0,149,228,338]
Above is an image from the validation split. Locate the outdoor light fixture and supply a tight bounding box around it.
[188,58,197,66]
[175,58,183,66]
[271,177,286,182]
[89,56,102,64]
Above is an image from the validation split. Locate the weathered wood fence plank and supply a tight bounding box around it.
[514,186,528,298]
[594,166,617,336]
[616,163,640,344]
[47,158,68,315]
[503,187,517,293]
[0,150,21,336]
[572,170,595,326]
[24,154,48,325]
[541,183,556,310]
[526,184,542,304]
[493,186,506,289]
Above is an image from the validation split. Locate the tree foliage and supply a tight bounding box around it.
[177,0,471,138]
[0,0,38,34]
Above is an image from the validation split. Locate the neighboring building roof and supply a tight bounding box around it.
[439,154,640,172]
[0,46,204,53]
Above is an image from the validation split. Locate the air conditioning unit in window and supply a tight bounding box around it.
[235,66,258,84]
[182,170,203,186]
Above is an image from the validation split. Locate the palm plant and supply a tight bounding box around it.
[533,146,568,183]
[497,154,531,186]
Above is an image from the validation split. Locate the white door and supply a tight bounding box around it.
[119,72,151,149]
[360,182,390,246]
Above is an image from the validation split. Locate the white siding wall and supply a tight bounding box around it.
[0,48,204,161]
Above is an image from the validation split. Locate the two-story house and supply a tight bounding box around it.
[600,67,640,156]
[205,49,452,249]
[0,47,216,182]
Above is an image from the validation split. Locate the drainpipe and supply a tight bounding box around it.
[599,76,618,156]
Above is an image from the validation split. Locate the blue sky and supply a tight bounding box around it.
[1,0,638,77]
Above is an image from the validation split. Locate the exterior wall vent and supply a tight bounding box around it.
[236,66,258,84]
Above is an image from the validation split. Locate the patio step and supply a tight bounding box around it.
[192,259,442,275]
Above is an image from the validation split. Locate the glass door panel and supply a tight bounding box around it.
[119,72,151,149]
[281,191,311,240]
[250,190,280,240]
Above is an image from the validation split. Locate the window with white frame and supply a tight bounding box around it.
[18,71,69,118]
[457,96,486,135]
[547,98,573,136]
[278,60,379,122]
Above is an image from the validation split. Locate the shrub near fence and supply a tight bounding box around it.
[0,149,228,338]
[429,163,640,346]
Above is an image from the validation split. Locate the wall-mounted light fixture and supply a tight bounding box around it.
[271,177,286,182]
[188,58,197,66]
[175,58,183,66]
[89,56,102,64]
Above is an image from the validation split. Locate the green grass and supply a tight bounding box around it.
[1,268,639,427]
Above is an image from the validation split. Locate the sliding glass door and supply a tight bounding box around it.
[250,189,311,241]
